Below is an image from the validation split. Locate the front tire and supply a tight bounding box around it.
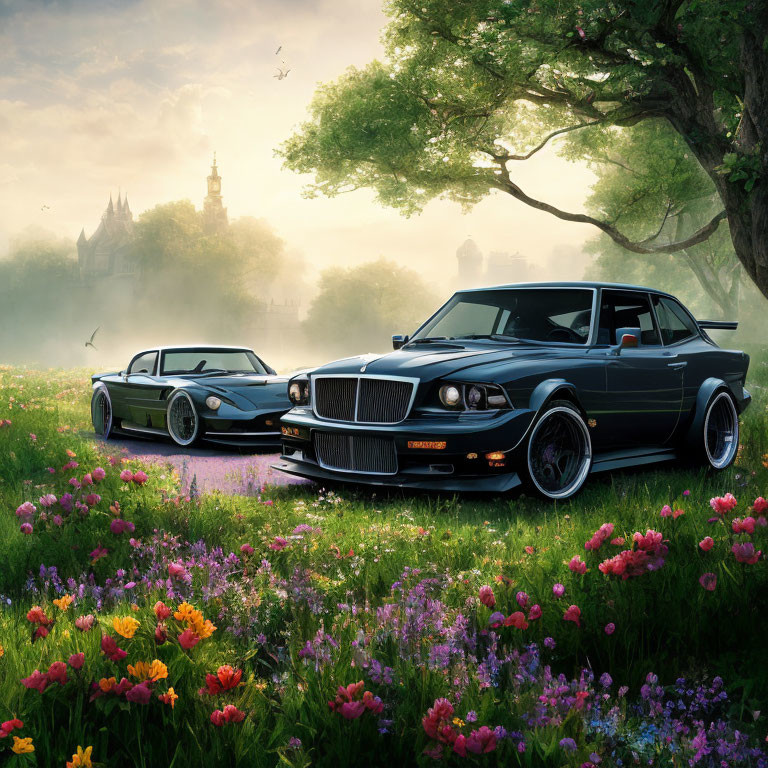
[166,390,199,447]
[91,384,113,438]
[699,390,739,470]
[521,399,592,500]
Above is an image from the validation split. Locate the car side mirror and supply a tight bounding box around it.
[610,333,639,356]
[392,334,409,350]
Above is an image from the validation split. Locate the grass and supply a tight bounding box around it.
[0,351,767,766]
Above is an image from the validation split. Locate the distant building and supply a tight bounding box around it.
[455,237,534,288]
[456,238,483,287]
[202,153,228,234]
[77,193,136,279]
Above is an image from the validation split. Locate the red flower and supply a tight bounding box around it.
[710,494,738,515]
[503,611,529,630]
[563,605,581,627]
[154,623,168,645]
[47,661,68,686]
[753,497,768,514]
[205,665,242,695]
[154,601,171,621]
[26,606,49,625]
[21,669,49,693]
[732,542,761,564]
[100,635,127,662]
[0,719,23,738]
[33,625,49,642]
[125,682,153,704]
[568,556,587,575]
[699,572,717,591]
[178,628,201,650]
[210,705,245,726]
[732,517,756,535]
[423,698,455,741]
[527,604,542,621]
[699,537,715,552]
[478,585,495,609]
[113,677,134,695]
[68,653,85,670]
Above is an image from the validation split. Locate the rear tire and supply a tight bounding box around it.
[91,384,113,438]
[698,390,739,470]
[166,390,199,447]
[520,399,592,500]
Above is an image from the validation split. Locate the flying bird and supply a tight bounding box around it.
[274,67,290,80]
[41,204,50,212]
[85,326,100,350]
[275,45,282,55]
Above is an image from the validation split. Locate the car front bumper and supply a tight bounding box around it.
[200,409,285,447]
[272,406,536,491]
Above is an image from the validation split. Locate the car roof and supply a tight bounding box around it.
[456,281,676,298]
[131,345,254,357]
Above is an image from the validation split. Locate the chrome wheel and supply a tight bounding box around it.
[527,404,591,499]
[704,391,738,469]
[91,385,112,438]
[167,391,198,446]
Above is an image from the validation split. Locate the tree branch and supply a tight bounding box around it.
[494,174,727,254]
[487,121,601,161]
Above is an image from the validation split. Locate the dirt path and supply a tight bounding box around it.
[93,434,310,496]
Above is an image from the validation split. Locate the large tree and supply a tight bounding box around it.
[280,0,768,300]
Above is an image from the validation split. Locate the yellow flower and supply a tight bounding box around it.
[0,644,4,658]
[173,602,195,623]
[53,594,74,611]
[12,736,35,754]
[127,659,168,682]
[452,717,465,727]
[174,602,216,639]
[113,616,140,639]
[159,686,178,709]
[66,745,93,768]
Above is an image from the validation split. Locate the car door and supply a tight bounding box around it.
[596,290,683,448]
[108,351,164,428]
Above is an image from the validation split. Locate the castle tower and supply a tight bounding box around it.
[456,237,483,288]
[203,152,229,234]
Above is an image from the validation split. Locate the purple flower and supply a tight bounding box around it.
[552,583,565,598]
[560,738,578,752]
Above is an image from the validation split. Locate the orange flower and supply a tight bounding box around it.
[12,736,35,754]
[127,659,168,682]
[98,676,116,692]
[66,449,76,457]
[174,602,216,639]
[53,594,74,611]
[66,745,93,768]
[158,687,178,709]
[113,616,139,639]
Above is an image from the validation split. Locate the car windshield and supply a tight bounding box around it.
[160,349,267,375]
[410,288,594,345]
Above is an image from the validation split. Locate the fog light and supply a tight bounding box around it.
[466,452,478,459]
[485,451,505,460]
[408,440,447,450]
[265,419,274,426]
[205,396,222,410]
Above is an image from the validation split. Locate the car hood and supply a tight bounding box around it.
[310,342,579,383]
[190,374,290,409]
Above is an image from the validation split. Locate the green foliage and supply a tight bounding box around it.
[302,258,438,354]
[716,151,763,193]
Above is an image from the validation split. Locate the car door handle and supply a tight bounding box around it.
[667,362,687,370]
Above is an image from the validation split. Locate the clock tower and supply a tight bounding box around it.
[203,153,229,234]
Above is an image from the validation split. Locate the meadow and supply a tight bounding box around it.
[1,354,767,767]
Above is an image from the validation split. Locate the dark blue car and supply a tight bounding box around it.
[275,283,750,499]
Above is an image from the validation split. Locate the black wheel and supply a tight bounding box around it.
[91,384,113,438]
[521,399,592,500]
[700,390,739,470]
[166,390,199,447]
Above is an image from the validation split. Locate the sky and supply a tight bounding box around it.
[0,0,598,296]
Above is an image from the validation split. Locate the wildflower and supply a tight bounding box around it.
[210,705,246,726]
[560,737,578,752]
[89,546,108,564]
[478,585,495,608]
[47,661,68,685]
[584,522,614,551]
[732,517,756,535]
[732,542,761,564]
[12,736,34,754]
[154,623,168,645]
[158,687,178,708]
[154,601,171,620]
[527,604,542,621]
[66,745,93,768]
[515,590,529,608]
[127,660,168,682]
[53,594,74,611]
[552,583,565,598]
[568,556,587,575]
[423,697,455,742]
[699,572,717,591]
[110,518,135,535]
[0,719,23,738]
[178,628,201,650]
[33,626,49,641]
[459,726,498,756]
[240,543,254,555]
[133,470,148,485]
[205,665,242,695]
[125,682,153,704]
[167,562,187,579]
[68,653,85,670]
[39,493,57,507]
[524,545,535,555]
[98,677,116,692]
[660,504,672,518]
[699,536,715,552]
[604,622,615,635]
[100,635,127,662]
[710,493,738,514]
[270,536,289,551]
[544,637,556,649]
[75,614,95,632]
[600,672,613,688]
[93,467,106,481]
[563,605,581,627]
[16,501,36,519]
[504,611,529,630]
[610,537,625,546]
[119,469,133,482]
[487,611,505,628]
[26,606,50,625]
[113,616,140,639]
[21,670,49,693]
[20,523,33,535]
[753,497,768,514]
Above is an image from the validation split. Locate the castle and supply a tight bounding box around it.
[76,193,136,279]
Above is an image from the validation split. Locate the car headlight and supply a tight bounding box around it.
[437,382,511,411]
[288,376,310,405]
[205,395,222,410]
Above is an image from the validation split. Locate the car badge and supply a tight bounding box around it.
[588,418,597,428]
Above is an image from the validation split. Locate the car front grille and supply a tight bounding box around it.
[314,432,398,475]
[313,376,415,423]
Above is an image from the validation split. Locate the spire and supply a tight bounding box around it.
[116,190,123,213]
[123,194,131,217]
[106,193,114,216]
[212,151,217,173]
[77,228,87,245]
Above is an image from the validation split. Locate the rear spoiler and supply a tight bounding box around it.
[697,320,738,330]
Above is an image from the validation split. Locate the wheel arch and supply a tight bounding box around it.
[528,379,586,419]
[684,377,731,448]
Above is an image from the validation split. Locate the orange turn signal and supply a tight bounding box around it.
[485,451,505,460]
[282,426,300,437]
[408,440,447,450]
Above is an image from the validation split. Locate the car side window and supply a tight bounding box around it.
[128,352,158,375]
[653,296,698,345]
[597,291,660,346]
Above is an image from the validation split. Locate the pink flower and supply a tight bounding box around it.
[68,653,85,670]
[269,536,289,551]
[673,508,685,519]
[90,546,108,564]
[464,726,497,755]
[699,572,717,591]
[53,515,63,526]
[753,497,768,514]
[710,493,738,515]
[584,522,615,551]
[29,433,37,441]
[504,611,529,630]
[168,562,187,579]
[604,622,616,635]
[568,556,587,575]
[362,690,383,714]
[339,701,366,719]
[0,718,23,738]
[552,583,565,598]
[125,682,153,704]
[683,489,691,496]
[240,543,254,556]
[699,537,715,552]
[660,504,672,518]
[732,517,756,535]
[75,614,95,632]
[423,698,455,741]
[119,469,133,483]
[478,585,495,609]
[69,477,81,489]
[85,493,101,507]
[515,591,529,608]
[132,470,148,485]
[16,502,35,519]
[21,670,49,693]
[211,705,245,725]
[82,473,93,486]
[610,537,625,546]
[178,628,200,650]
[20,523,33,535]
[93,467,106,482]
[524,545,535,555]
[100,635,127,662]
[47,661,68,685]
[732,542,761,564]
[38,493,57,508]
[563,605,581,627]
[527,604,542,621]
